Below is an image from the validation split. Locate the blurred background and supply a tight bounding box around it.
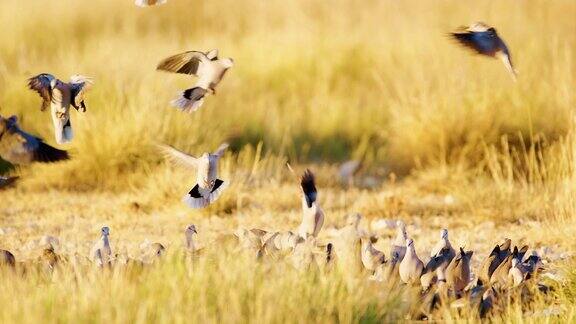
[0,0,574,191]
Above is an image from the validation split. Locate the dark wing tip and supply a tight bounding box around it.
[33,141,69,163]
[300,169,316,192]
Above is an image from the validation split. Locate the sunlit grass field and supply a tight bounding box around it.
[0,0,575,322]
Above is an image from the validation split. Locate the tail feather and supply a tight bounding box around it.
[54,119,73,144]
[301,169,317,208]
[170,87,207,113]
[182,180,228,209]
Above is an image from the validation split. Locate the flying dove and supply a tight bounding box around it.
[135,0,167,7]
[0,115,69,164]
[390,220,408,262]
[451,22,517,81]
[91,226,112,268]
[159,143,228,208]
[0,249,15,268]
[478,238,511,283]
[0,176,18,190]
[399,238,424,284]
[28,73,93,144]
[297,169,324,239]
[445,247,473,296]
[156,49,233,112]
[361,237,386,272]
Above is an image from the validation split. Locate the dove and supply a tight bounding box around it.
[0,115,69,164]
[156,49,233,112]
[91,226,112,268]
[399,238,424,284]
[28,73,93,144]
[297,169,324,239]
[40,246,62,272]
[374,250,400,282]
[390,220,408,262]
[360,237,386,272]
[339,160,361,186]
[490,245,528,286]
[508,258,527,287]
[159,143,228,208]
[290,236,318,271]
[451,22,517,81]
[334,215,364,275]
[135,0,167,7]
[185,224,199,253]
[0,249,15,268]
[478,238,511,283]
[430,228,455,259]
[0,176,18,190]
[445,247,473,296]
[479,287,497,318]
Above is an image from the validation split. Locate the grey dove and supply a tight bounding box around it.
[159,143,228,208]
[0,115,69,164]
[399,238,424,284]
[157,49,233,112]
[451,22,517,81]
[28,73,93,144]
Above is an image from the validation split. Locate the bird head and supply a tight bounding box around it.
[406,238,414,248]
[101,226,110,236]
[441,228,448,240]
[221,58,234,69]
[186,224,198,235]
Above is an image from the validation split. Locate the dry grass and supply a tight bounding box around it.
[1,0,576,322]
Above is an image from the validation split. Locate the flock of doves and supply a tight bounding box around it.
[0,2,557,319]
[0,6,518,209]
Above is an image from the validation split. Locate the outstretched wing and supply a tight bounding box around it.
[212,142,229,158]
[156,51,208,75]
[157,144,199,169]
[69,75,94,112]
[205,49,219,60]
[0,117,69,164]
[27,74,54,111]
[450,25,500,56]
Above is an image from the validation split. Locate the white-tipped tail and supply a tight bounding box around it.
[182,181,228,209]
[135,0,167,7]
[170,95,204,113]
[54,119,73,144]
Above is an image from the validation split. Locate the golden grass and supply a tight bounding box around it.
[1,0,576,322]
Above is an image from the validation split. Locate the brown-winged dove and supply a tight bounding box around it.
[156,49,233,112]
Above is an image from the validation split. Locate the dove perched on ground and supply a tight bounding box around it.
[390,221,408,262]
[490,245,528,286]
[0,249,15,268]
[159,143,228,208]
[430,228,455,259]
[0,176,18,190]
[135,0,167,7]
[184,224,199,253]
[334,215,364,275]
[478,238,511,283]
[297,169,324,239]
[451,22,517,81]
[28,73,93,144]
[156,49,233,112]
[445,247,473,296]
[0,115,69,164]
[91,226,112,268]
[399,238,424,284]
[361,237,386,272]
[374,250,400,282]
